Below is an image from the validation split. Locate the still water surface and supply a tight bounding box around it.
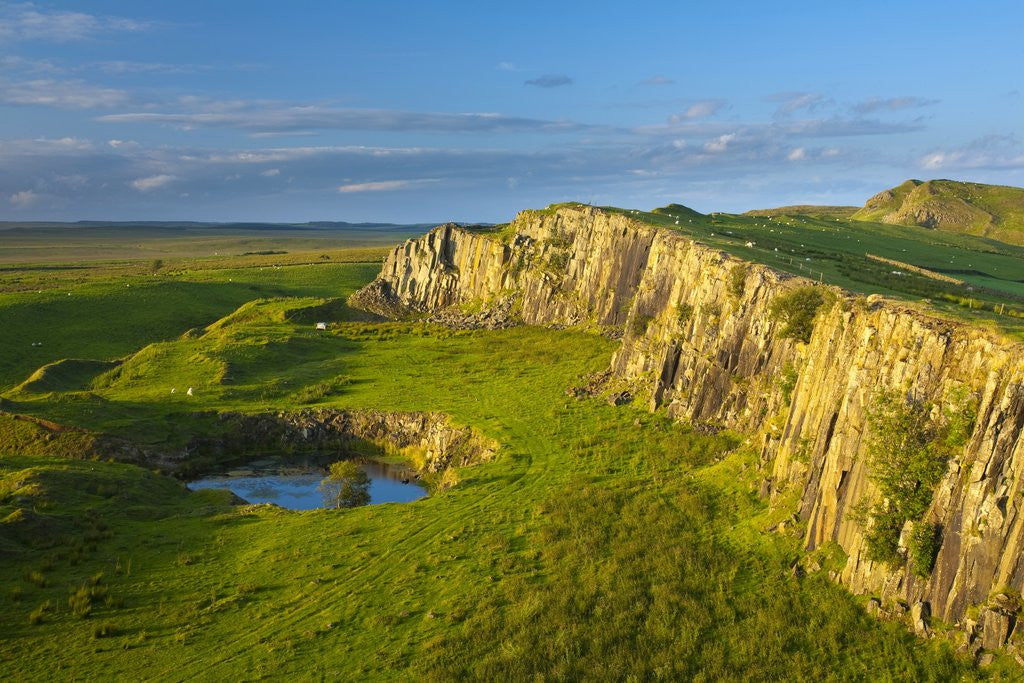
[187,460,426,510]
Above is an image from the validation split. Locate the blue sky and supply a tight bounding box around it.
[0,1,1022,223]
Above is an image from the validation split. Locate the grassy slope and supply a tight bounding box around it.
[0,262,381,392]
[611,204,1024,340]
[743,205,860,219]
[852,179,1024,245]
[0,260,976,679]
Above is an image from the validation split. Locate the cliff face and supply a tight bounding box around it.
[355,205,1024,646]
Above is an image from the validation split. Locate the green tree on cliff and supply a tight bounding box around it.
[319,461,371,509]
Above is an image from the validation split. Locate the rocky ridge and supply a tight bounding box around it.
[353,203,1024,656]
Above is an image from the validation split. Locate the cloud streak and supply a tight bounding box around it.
[130,174,175,191]
[0,2,152,42]
[919,135,1024,170]
[853,96,938,114]
[0,78,130,108]
[97,103,594,134]
[524,74,573,88]
[768,91,833,116]
[338,179,437,193]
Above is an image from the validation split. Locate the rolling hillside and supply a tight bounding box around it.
[851,179,1024,245]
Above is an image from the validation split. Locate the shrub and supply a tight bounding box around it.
[92,622,118,639]
[769,286,826,343]
[675,303,694,325]
[547,250,570,272]
[728,265,747,298]
[319,461,371,509]
[28,600,51,625]
[631,314,654,337]
[779,362,799,405]
[908,521,942,579]
[861,389,975,567]
[69,582,109,618]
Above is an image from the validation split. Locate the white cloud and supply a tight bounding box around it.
[787,147,807,161]
[338,179,438,193]
[97,104,593,134]
[853,96,938,114]
[673,99,726,120]
[130,174,175,192]
[260,168,281,177]
[704,133,736,153]
[768,92,832,116]
[0,78,129,108]
[107,139,139,149]
[9,189,37,206]
[0,3,151,42]
[918,136,1024,170]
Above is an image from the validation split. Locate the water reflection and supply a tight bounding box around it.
[187,459,426,510]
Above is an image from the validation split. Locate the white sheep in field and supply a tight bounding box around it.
[186,387,194,397]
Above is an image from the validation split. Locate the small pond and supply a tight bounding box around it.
[187,459,426,510]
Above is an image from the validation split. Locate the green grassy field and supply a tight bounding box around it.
[610,204,1024,340]
[1,251,987,680]
[0,221,429,266]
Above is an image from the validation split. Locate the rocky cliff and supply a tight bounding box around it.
[355,204,1024,653]
[1,408,496,481]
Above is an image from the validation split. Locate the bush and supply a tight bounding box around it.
[631,314,654,337]
[319,461,371,509]
[69,581,109,618]
[675,303,693,325]
[28,600,51,625]
[908,521,941,579]
[863,505,905,565]
[769,286,826,343]
[861,389,974,567]
[728,265,747,298]
[92,622,118,639]
[547,250,570,272]
[778,362,799,405]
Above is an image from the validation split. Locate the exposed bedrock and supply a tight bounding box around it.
[200,409,497,476]
[354,204,1024,650]
[2,409,496,479]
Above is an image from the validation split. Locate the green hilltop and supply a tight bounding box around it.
[742,179,1024,246]
[851,179,1024,245]
[742,205,859,220]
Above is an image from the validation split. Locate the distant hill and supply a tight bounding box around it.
[851,179,1024,245]
[651,203,705,220]
[742,205,859,219]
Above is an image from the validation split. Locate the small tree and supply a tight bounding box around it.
[319,461,371,509]
[150,259,163,273]
[769,286,826,343]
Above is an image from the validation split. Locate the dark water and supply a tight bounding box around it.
[187,460,426,510]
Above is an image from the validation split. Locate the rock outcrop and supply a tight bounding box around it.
[354,204,1024,649]
[204,409,497,476]
[1,408,496,480]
